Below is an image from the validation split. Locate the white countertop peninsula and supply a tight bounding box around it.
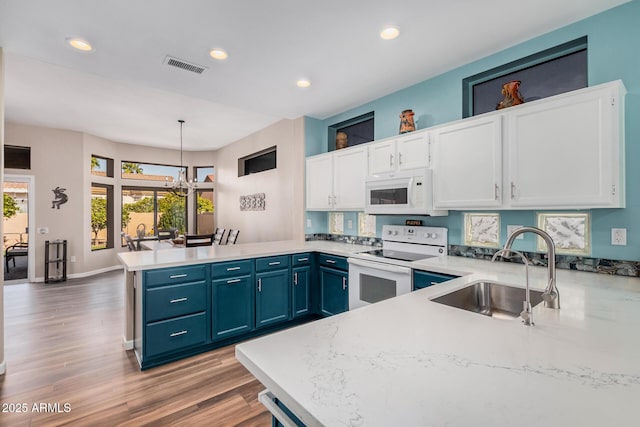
[236,255,640,426]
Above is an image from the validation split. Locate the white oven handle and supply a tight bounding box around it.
[407,177,414,207]
[348,258,411,275]
[259,390,299,427]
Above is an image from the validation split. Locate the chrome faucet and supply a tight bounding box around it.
[502,226,559,309]
[492,249,534,326]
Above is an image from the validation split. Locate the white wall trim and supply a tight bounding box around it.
[123,336,134,351]
[0,360,6,375]
[34,264,123,282]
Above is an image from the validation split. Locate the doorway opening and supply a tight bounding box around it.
[3,175,35,283]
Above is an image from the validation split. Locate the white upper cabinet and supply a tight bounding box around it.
[306,146,367,211]
[368,131,429,175]
[507,81,626,208]
[432,115,503,209]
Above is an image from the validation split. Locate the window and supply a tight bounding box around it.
[238,147,277,177]
[328,112,374,151]
[4,145,31,169]
[91,155,114,178]
[121,161,188,185]
[91,184,114,250]
[122,188,187,244]
[195,189,215,234]
[194,166,215,183]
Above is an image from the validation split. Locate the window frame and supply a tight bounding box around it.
[91,183,114,251]
[91,155,114,178]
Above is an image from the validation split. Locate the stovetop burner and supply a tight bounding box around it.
[360,249,436,262]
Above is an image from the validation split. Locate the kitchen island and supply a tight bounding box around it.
[236,256,640,426]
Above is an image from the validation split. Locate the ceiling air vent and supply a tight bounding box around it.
[164,55,207,74]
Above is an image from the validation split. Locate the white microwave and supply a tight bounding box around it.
[365,168,447,216]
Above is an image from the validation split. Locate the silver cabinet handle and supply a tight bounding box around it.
[170,330,187,337]
[294,272,298,285]
[430,282,439,286]
[170,274,187,279]
[494,184,499,200]
[258,278,262,292]
[325,259,336,264]
[170,297,187,303]
[328,195,332,206]
[389,153,394,167]
[399,152,403,165]
[227,279,241,284]
[342,277,347,290]
[226,266,241,271]
[510,182,516,200]
[297,257,308,262]
[268,261,281,266]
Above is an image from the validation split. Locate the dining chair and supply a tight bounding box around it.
[157,228,176,240]
[185,234,215,247]
[213,228,226,245]
[225,229,240,245]
[122,233,137,251]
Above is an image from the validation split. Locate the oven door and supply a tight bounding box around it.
[347,258,412,310]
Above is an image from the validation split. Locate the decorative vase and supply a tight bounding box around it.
[496,80,525,110]
[335,131,348,150]
[399,109,416,134]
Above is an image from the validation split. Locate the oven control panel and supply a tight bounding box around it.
[383,225,448,246]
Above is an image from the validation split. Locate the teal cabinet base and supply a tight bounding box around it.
[413,270,459,290]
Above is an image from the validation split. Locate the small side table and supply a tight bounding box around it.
[45,239,67,283]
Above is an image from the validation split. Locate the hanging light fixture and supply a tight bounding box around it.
[165,119,196,197]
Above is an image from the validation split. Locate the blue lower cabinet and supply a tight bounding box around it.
[212,275,255,341]
[292,266,311,318]
[256,269,291,328]
[145,312,207,359]
[319,266,348,316]
[145,281,207,323]
[272,399,306,427]
[413,270,459,290]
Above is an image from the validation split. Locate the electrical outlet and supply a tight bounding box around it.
[37,227,49,234]
[347,220,353,229]
[306,219,312,228]
[70,256,77,263]
[611,228,627,246]
[507,225,524,240]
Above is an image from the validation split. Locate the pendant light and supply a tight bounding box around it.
[165,119,196,197]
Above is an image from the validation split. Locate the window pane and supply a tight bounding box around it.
[196,189,214,234]
[122,189,155,244]
[121,161,187,183]
[157,191,187,235]
[195,167,215,183]
[91,184,113,250]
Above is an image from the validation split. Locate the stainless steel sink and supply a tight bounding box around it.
[431,281,543,320]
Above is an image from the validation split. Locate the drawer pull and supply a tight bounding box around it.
[258,278,262,292]
[342,277,347,290]
[268,261,281,266]
[227,279,241,284]
[170,274,188,279]
[325,259,336,264]
[294,272,298,285]
[170,330,188,337]
[226,266,241,271]
[170,297,188,303]
[431,282,439,286]
[297,257,308,262]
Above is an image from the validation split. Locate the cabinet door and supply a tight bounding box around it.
[396,132,429,170]
[432,115,502,209]
[333,146,367,210]
[320,267,348,316]
[292,266,311,318]
[306,153,334,210]
[413,270,458,290]
[507,83,623,208]
[212,276,254,341]
[368,139,396,175]
[256,270,291,328]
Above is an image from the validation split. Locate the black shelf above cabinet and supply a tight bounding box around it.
[45,240,67,283]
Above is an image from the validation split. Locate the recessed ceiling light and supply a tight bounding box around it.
[380,26,400,40]
[296,79,311,88]
[66,37,94,52]
[209,48,228,60]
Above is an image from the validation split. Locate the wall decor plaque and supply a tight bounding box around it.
[239,193,266,211]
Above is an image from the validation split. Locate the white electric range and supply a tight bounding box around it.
[348,225,448,310]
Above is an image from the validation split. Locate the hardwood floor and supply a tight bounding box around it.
[0,271,271,426]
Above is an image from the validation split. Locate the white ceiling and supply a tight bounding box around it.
[0,0,629,151]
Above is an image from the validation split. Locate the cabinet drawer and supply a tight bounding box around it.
[256,255,289,272]
[145,312,207,359]
[145,265,206,287]
[211,260,253,279]
[146,281,207,323]
[318,253,348,271]
[291,253,312,267]
[413,270,459,290]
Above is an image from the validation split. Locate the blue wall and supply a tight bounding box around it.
[304,1,640,261]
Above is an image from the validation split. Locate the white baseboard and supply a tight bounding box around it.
[0,360,6,375]
[123,336,134,351]
[35,264,124,282]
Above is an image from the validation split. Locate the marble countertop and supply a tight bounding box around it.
[117,240,372,271]
[236,256,640,426]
